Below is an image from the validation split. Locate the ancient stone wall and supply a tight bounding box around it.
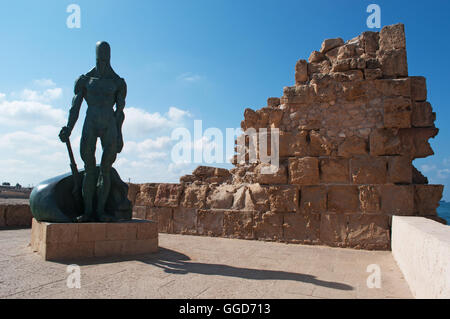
[128,23,444,250]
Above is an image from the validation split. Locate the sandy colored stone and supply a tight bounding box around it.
[328,186,359,213]
[320,158,349,183]
[223,210,254,239]
[383,97,411,128]
[347,214,390,250]
[359,185,381,214]
[197,210,224,237]
[337,136,368,157]
[414,185,443,216]
[267,185,298,213]
[106,222,137,241]
[319,214,348,247]
[206,184,235,209]
[410,76,427,101]
[135,183,158,207]
[379,23,406,51]
[350,157,387,184]
[173,207,197,235]
[78,223,106,242]
[146,207,173,233]
[295,59,308,84]
[181,183,208,208]
[283,213,320,244]
[154,183,183,208]
[412,101,435,127]
[288,157,319,185]
[253,212,283,242]
[381,185,414,215]
[387,156,412,184]
[320,37,344,54]
[300,186,327,214]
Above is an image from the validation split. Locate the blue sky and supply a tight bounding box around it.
[0,0,449,199]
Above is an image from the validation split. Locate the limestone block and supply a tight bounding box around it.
[132,205,147,220]
[411,101,435,127]
[359,185,381,213]
[399,128,438,159]
[319,214,348,247]
[0,206,5,227]
[295,59,308,84]
[254,163,288,185]
[337,136,368,157]
[4,204,32,227]
[173,207,197,235]
[370,129,402,156]
[127,183,140,206]
[106,222,138,241]
[279,130,309,157]
[414,185,443,216]
[267,185,299,213]
[387,156,412,184]
[154,183,184,207]
[373,78,411,97]
[320,38,344,54]
[135,183,158,206]
[267,97,281,108]
[383,97,412,128]
[206,184,235,209]
[364,68,382,80]
[381,185,414,215]
[360,31,379,55]
[410,76,427,101]
[378,48,408,78]
[283,213,321,244]
[223,210,254,239]
[347,214,390,250]
[146,207,173,233]
[181,183,208,208]
[253,212,283,241]
[197,209,224,237]
[300,186,327,214]
[320,158,349,183]
[350,157,387,184]
[379,23,406,51]
[288,157,319,185]
[308,50,325,63]
[327,185,359,213]
[245,184,269,212]
[78,223,106,242]
[31,219,158,261]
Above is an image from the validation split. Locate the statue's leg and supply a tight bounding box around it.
[96,124,117,222]
[78,125,97,222]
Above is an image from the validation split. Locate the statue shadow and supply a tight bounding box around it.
[55,247,353,291]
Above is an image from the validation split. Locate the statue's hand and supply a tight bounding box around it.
[59,126,71,143]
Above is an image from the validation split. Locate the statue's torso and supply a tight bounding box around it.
[82,75,120,129]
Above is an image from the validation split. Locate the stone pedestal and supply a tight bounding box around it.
[30,218,158,261]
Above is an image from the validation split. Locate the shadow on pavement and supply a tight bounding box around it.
[54,246,353,291]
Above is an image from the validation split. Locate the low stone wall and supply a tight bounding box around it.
[0,199,32,228]
[392,216,450,298]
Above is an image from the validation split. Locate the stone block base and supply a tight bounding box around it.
[30,218,158,261]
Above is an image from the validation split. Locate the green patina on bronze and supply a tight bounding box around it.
[30,41,132,223]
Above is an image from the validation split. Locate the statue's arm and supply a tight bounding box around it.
[66,75,86,132]
[115,77,127,130]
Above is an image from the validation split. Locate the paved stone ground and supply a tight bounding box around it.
[0,228,412,299]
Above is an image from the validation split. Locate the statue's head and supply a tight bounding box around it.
[96,41,111,76]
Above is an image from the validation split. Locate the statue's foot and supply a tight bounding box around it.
[76,214,94,223]
[98,213,117,223]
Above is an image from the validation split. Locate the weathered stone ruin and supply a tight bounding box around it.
[128,23,444,250]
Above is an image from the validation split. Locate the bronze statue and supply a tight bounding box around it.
[30,41,132,223]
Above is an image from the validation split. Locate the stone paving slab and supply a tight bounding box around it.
[0,229,412,299]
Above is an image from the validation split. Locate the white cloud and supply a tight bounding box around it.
[19,88,63,102]
[123,106,191,139]
[33,79,56,87]
[420,164,437,173]
[177,72,203,83]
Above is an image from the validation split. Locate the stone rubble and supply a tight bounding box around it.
[129,23,444,250]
